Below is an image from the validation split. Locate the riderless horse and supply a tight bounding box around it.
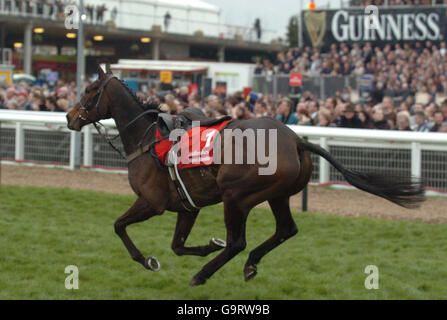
[66,66,424,286]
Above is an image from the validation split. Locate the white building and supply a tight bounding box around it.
[84,0,278,42]
[86,0,244,40]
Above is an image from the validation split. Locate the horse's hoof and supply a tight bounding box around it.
[210,238,226,248]
[244,265,257,282]
[145,256,161,272]
[189,274,207,286]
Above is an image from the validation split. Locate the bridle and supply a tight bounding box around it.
[79,74,116,122]
[78,74,162,160]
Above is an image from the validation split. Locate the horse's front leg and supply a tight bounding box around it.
[171,211,226,257]
[114,197,163,271]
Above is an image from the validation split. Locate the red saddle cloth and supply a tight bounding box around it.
[155,120,231,169]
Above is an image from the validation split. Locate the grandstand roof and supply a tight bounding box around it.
[142,0,220,13]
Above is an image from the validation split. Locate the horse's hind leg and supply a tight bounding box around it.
[171,211,226,257]
[189,197,250,286]
[114,197,163,271]
[243,196,298,281]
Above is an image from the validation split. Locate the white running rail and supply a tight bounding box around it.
[1,110,447,191]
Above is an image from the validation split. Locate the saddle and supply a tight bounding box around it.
[157,107,232,137]
[152,107,232,214]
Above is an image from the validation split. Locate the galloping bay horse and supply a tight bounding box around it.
[66,66,425,286]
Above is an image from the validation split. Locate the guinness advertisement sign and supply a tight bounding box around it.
[302,7,447,49]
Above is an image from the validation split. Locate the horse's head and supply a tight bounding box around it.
[67,64,114,131]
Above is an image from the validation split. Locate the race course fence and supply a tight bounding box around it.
[1,110,447,192]
[253,74,358,100]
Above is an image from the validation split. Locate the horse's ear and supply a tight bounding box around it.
[105,63,112,75]
[97,64,106,80]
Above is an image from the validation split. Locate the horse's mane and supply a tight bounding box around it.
[117,78,161,112]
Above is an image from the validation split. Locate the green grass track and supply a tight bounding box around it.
[1,186,446,299]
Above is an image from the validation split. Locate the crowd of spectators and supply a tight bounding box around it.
[0,80,78,112]
[165,89,447,133]
[253,40,447,132]
[2,74,447,133]
[3,38,447,133]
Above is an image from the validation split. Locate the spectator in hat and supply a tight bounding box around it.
[336,103,364,129]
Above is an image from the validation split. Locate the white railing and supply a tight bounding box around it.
[288,126,447,186]
[1,110,447,190]
[0,110,117,170]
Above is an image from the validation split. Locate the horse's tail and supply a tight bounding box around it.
[300,140,425,208]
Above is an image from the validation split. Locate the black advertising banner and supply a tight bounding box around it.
[302,6,447,50]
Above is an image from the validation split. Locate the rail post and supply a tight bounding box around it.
[15,122,24,161]
[411,142,422,178]
[83,126,93,167]
[69,131,82,170]
[319,137,329,184]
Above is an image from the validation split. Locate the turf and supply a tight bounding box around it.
[0,185,446,299]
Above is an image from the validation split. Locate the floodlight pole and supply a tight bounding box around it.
[297,0,303,48]
[72,0,85,170]
[76,0,85,101]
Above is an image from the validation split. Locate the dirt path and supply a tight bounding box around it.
[2,164,447,223]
